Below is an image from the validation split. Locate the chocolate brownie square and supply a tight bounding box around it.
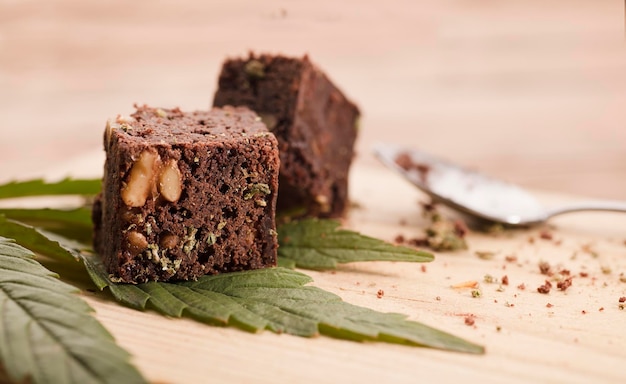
[93,105,280,283]
[213,53,360,218]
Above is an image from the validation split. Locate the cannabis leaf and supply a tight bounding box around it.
[0,178,101,200]
[0,215,81,262]
[83,257,483,354]
[277,219,433,269]
[0,237,146,384]
[0,208,93,245]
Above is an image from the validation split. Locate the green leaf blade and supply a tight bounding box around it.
[278,219,434,270]
[0,216,82,262]
[86,260,483,354]
[0,178,101,200]
[0,237,146,384]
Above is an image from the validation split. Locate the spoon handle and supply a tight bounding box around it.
[547,200,626,219]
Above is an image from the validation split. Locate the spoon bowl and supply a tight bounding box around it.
[373,143,626,226]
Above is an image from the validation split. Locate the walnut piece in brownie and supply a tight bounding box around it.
[92,105,280,283]
[213,53,360,218]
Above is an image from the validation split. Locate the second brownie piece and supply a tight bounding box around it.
[93,105,279,283]
[213,53,360,218]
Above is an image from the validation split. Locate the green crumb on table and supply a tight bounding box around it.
[420,202,468,251]
[475,251,496,260]
[483,274,495,284]
[471,289,482,298]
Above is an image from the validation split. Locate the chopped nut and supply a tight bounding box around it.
[105,119,120,148]
[125,231,148,255]
[121,150,161,207]
[159,233,180,249]
[464,316,475,326]
[158,159,183,202]
[376,289,384,298]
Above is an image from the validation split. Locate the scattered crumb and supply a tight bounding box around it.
[546,303,554,308]
[601,265,612,275]
[471,289,482,298]
[483,274,495,284]
[505,302,514,307]
[420,265,427,273]
[579,272,589,278]
[505,254,518,263]
[376,289,384,298]
[517,283,526,291]
[581,310,587,315]
[537,280,552,294]
[619,274,626,283]
[475,251,496,260]
[557,277,573,291]
[502,275,509,286]
[619,297,626,303]
[581,243,598,258]
[452,280,479,289]
[539,230,553,240]
[464,316,475,326]
[435,296,441,301]
[539,261,552,276]
[394,234,405,243]
[528,236,536,244]
[395,153,431,182]
[599,307,604,312]
[496,326,502,332]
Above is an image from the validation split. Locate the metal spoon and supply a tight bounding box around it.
[373,143,626,226]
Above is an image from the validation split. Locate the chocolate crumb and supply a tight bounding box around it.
[579,272,589,278]
[537,280,552,294]
[394,234,405,243]
[599,307,604,312]
[539,261,552,276]
[502,275,509,286]
[539,230,553,240]
[453,219,469,237]
[505,254,518,263]
[395,153,431,183]
[546,303,553,308]
[496,326,502,332]
[464,316,475,326]
[376,289,384,298]
[557,277,573,291]
[619,296,626,303]
[581,310,587,314]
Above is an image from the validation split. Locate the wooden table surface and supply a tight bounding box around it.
[1,1,626,383]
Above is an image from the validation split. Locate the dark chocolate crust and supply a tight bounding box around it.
[94,105,280,283]
[213,53,360,218]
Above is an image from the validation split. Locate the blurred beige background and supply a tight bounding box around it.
[1,0,625,198]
